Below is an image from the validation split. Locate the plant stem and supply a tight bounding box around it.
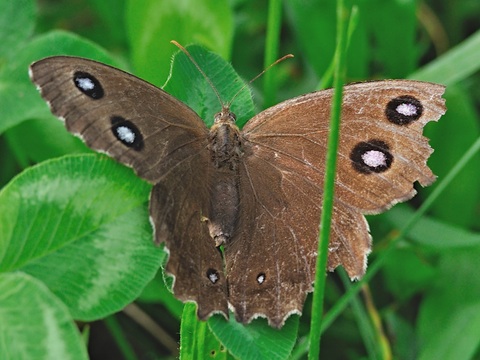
[308,0,349,358]
[263,0,283,108]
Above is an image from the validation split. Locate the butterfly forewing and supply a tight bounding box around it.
[30,57,210,182]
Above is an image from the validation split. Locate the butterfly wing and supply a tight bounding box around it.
[30,56,209,183]
[150,158,229,319]
[226,80,446,327]
[30,56,228,318]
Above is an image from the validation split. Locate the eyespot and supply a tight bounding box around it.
[73,71,104,99]
[256,272,266,285]
[111,116,144,151]
[385,95,423,125]
[206,268,220,284]
[350,140,393,174]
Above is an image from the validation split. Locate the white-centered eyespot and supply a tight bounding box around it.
[73,71,104,99]
[207,269,219,284]
[257,273,266,284]
[350,140,393,174]
[386,95,423,125]
[110,116,144,151]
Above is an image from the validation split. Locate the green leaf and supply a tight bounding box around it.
[409,29,480,86]
[0,0,35,61]
[286,0,420,80]
[383,310,418,360]
[139,271,184,319]
[0,272,88,360]
[85,0,127,46]
[383,206,480,250]
[165,45,255,128]
[285,1,337,77]
[125,0,234,87]
[362,0,418,77]
[180,303,228,360]
[418,249,480,360]
[5,118,90,165]
[424,85,480,228]
[208,314,299,360]
[382,247,436,300]
[0,154,164,320]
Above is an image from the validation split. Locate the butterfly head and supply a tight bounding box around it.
[214,105,237,125]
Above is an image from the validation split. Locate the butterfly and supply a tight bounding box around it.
[30,52,445,328]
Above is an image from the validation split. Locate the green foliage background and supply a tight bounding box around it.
[0,0,479,359]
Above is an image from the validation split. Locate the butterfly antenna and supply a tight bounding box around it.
[227,54,294,107]
[171,40,225,108]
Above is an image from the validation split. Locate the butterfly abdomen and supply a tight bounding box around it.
[206,121,243,247]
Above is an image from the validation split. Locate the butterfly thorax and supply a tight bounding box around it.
[209,108,242,171]
[206,108,242,247]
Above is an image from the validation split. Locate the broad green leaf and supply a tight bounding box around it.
[362,0,418,77]
[418,249,480,360]
[5,118,90,165]
[165,45,255,128]
[126,0,233,87]
[285,1,337,77]
[424,85,480,228]
[208,314,299,360]
[139,271,184,320]
[0,154,164,320]
[180,304,228,360]
[381,247,436,300]
[409,29,480,86]
[86,0,127,46]
[0,0,35,61]
[0,272,88,360]
[383,206,480,250]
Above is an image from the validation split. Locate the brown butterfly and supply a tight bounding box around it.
[30,54,445,328]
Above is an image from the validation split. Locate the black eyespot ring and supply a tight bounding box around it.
[385,95,423,125]
[73,71,104,99]
[256,272,266,285]
[111,116,144,151]
[206,268,220,284]
[350,139,393,174]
